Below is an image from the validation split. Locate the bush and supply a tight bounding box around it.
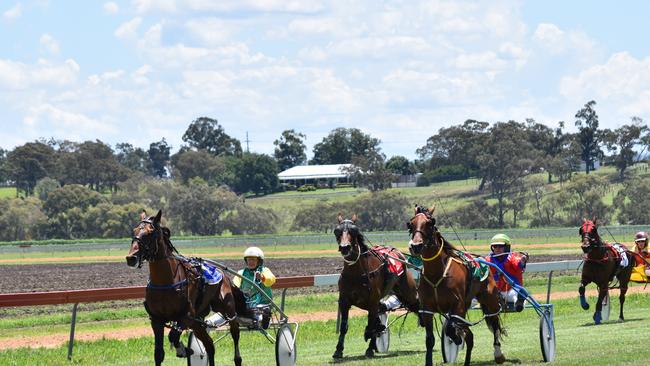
[296,185,316,192]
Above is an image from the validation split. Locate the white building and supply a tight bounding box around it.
[278,164,352,187]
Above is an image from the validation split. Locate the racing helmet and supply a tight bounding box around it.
[635,231,648,243]
[490,233,511,253]
[243,246,264,265]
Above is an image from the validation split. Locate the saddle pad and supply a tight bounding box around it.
[609,243,629,268]
[456,251,490,281]
[201,263,224,285]
[372,246,405,276]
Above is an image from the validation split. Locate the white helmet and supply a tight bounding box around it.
[243,246,264,262]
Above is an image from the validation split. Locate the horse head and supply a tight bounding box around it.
[334,213,366,264]
[126,209,163,268]
[407,204,440,257]
[579,218,602,254]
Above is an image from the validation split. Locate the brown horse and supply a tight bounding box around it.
[125,210,250,366]
[578,219,633,324]
[332,214,419,359]
[408,205,505,366]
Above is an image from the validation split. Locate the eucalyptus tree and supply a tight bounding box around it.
[311,127,380,164]
[575,100,603,174]
[6,142,56,196]
[476,121,539,227]
[273,129,307,171]
[182,117,242,157]
[602,117,648,180]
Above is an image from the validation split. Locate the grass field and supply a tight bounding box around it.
[2,290,650,365]
[0,187,16,198]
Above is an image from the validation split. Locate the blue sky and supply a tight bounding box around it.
[1,1,649,160]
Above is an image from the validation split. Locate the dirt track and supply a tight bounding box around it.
[0,254,580,293]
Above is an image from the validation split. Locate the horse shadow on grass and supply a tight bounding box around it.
[470,359,522,366]
[330,350,424,364]
[581,317,643,327]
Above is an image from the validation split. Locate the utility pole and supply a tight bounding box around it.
[245,131,250,153]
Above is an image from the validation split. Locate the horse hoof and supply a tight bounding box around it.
[365,349,374,358]
[593,312,602,324]
[332,350,343,359]
[618,317,625,323]
[495,354,506,364]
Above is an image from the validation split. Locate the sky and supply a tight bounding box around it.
[1,0,650,161]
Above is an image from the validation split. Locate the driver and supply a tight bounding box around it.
[485,234,528,312]
[206,246,276,329]
[633,231,650,277]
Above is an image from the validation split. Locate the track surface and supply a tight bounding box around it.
[0,254,580,293]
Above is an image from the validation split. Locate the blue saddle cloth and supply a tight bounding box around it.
[201,263,223,285]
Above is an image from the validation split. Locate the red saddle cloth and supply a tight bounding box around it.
[372,246,405,276]
[607,245,621,263]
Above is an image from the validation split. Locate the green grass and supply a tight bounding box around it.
[0,187,16,198]
[2,293,650,365]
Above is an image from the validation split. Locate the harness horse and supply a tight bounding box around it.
[408,205,506,366]
[125,210,250,366]
[332,214,419,359]
[578,219,633,324]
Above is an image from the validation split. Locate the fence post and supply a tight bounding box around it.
[67,302,79,360]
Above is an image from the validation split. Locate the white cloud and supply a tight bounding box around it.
[39,34,60,55]
[454,51,507,71]
[185,18,234,46]
[329,36,431,59]
[3,3,21,21]
[114,17,142,40]
[134,0,176,14]
[24,104,113,137]
[184,0,324,13]
[560,52,650,118]
[103,2,119,15]
[0,58,79,90]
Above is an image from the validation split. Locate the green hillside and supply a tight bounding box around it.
[247,164,646,234]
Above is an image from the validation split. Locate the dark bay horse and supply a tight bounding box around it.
[125,210,250,366]
[409,205,505,366]
[332,214,419,359]
[578,219,633,324]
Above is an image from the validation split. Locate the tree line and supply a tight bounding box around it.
[1,100,649,240]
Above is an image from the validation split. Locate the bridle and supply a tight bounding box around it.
[579,221,604,255]
[334,219,364,265]
[130,218,161,268]
[408,211,443,262]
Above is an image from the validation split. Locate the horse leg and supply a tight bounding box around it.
[229,320,242,366]
[421,310,434,366]
[482,305,505,363]
[151,319,165,366]
[192,325,216,366]
[462,326,474,366]
[364,308,379,357]
[332,297,350,359]
[593,286,607,324]
[578,280,590,310]
[619,284,628,322]
[168,326,188,358]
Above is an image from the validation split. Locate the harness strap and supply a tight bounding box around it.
[147,279,188,290]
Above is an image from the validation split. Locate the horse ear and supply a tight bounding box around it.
[429,204,436,214]
[140,210,147,221]
[154,210,162,225]
[337,213,344,223]
[593,217,598,226]
[351,213,358,223]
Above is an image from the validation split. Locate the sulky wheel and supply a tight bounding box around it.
[441,318,463,363]
[275,323,297,366]
[375,312,390,353]
[539,311,556,362]
[186,332,209,366]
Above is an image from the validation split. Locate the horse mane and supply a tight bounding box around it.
[357,232,369,252]
[159,225,180,254]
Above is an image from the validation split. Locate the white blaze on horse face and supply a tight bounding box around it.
[339,231,352,247]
